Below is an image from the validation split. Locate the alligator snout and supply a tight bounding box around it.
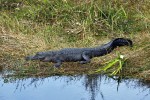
[25,56,35,61]
[25,55,46,61]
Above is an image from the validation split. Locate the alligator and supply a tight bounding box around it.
[26,38,133,67]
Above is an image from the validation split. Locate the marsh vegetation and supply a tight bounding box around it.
[0,0,150,79]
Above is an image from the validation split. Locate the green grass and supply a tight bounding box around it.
[0,0,150,79]
[1,0,149,36]
[93,53,127,75]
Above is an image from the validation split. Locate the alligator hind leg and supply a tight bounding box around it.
[80,52,91,64]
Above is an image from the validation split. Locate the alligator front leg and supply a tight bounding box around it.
[54,60,62,68]
[80,52,91,64]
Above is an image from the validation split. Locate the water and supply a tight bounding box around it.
[0,74,150,100]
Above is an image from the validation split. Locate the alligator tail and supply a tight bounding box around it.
[112,38,133,48]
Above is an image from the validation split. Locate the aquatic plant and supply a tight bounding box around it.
[95,53,127,75]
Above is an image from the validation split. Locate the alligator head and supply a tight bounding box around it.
[25,52,46,61]
[25,51,57,62]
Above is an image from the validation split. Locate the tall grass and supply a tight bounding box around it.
[1,0,149,40]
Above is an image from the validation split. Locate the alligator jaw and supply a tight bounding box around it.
[25,55,37,61]
[25,55,46,61]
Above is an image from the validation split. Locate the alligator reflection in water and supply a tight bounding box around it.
[1,74,150,100]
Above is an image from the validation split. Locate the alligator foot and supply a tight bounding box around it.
[80,61,89,64]
[54,60,62,68]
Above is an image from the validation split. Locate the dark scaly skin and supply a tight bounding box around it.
[26,38,133,67]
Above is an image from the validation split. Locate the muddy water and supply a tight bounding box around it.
[0,74,150,100]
